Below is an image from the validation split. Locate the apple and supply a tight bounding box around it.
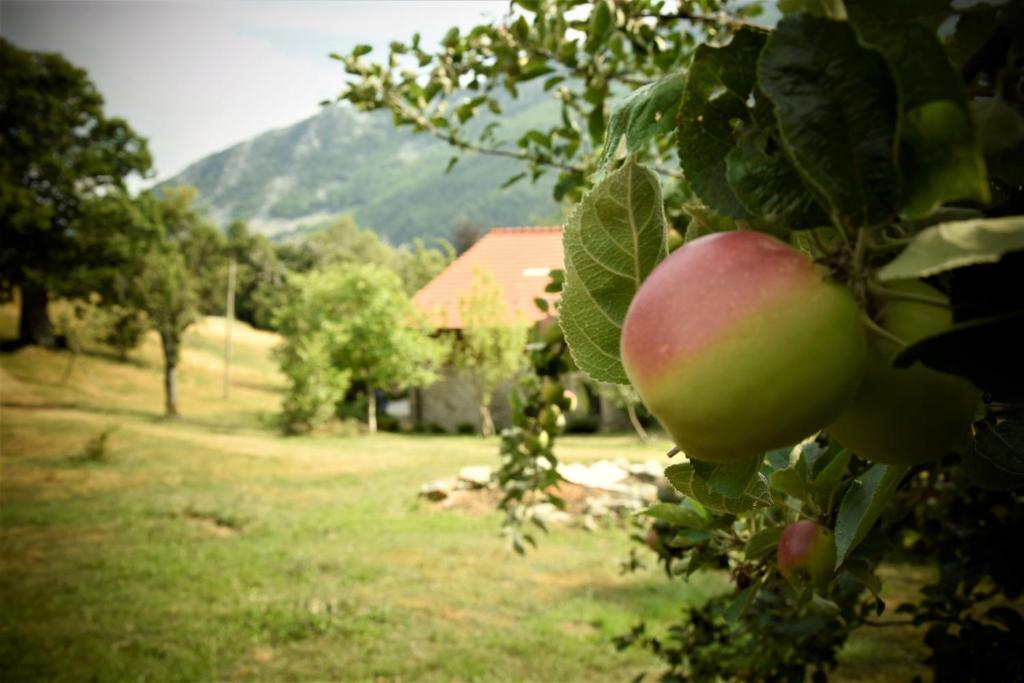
[620,230,866,463]
[778,521,836,588]
[827,280,979,465]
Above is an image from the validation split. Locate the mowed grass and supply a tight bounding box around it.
[0,308,928,681]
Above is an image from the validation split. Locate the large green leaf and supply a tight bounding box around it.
[758,15,900,229]
[854,22,988,218]
[725,127,829,230]
[665,463,772,514]
[692,454,764,499]
[642,500,712,529]
[877,216,1024,280]
[598,71,686,171]
[834,464,909,566]
[560,157,667,384]
[677,28,767,217]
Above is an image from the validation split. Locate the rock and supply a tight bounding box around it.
[528,502,573,526]
[557,460,629,490]
[628,460,664,483]
[420,477,456,501]
[457,465,493,488]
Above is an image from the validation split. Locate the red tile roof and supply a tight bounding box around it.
[413,226,564,329]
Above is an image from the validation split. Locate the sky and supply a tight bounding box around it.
[0,1,510,184]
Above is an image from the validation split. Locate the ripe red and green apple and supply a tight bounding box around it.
[778,520,836,588]
[620,230,866,463]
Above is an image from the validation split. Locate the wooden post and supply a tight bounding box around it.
[223,257,236,399]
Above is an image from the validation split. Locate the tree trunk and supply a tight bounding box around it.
[367,384,377,434]
[161,332,180,417]
[18,280,55,347]
[479,401,495,437]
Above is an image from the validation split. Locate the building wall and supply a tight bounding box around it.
[414,365,515,433]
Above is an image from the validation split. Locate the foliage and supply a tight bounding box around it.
[274,263,443,433]
[0,38,152,345]
[451,269,529,436]
[351,0,1024,680]
[494,270,577,552]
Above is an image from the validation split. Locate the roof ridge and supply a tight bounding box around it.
[488,225,563,233]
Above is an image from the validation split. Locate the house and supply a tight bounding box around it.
[405,226,629,433]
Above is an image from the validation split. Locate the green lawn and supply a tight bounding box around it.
[0,312,927,681]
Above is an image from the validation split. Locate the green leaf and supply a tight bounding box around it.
[681,204,739,243]
[769,467,806,499]
[724,577,764,625]
[664,463,696,499]
[642,500,712,529]
[745,526,784,561]
[585,0,615,54]
[441,27,460,48]
[692,454,763,499]
[834,464,909,566]
[809,449,852,493]
[877,216,1024,281]
[973,411,1024,477]
[725,128,829,230]
[598,71,686,171]
[853,22,988,218]
[758,15,900,229]
[560,158,667,384]
[352,44,373,57]
[778,0,847,17]
[666,463,773,514]
[677,28,768,217]
[500,172,528,189]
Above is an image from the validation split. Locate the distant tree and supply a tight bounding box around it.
[451,269,529,436]
[0,38,152,346]
[225,220,286,329]
[275,264,442,433]
[451,220,485,255]
[136,187,210,417]
[393,237,456,294]
[78,187,208,415]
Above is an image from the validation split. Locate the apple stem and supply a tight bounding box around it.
[862,313,909,348]
[867,281,951,308]
[666,445,680,458]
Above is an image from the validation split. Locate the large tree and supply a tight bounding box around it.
[275,263,443,433]
[0,38,152,346]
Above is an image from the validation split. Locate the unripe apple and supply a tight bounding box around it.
[777,521,836,588]
[620,231,866,462]
[827,280,979,465]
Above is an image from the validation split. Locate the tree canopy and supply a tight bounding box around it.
[0,37,152,345]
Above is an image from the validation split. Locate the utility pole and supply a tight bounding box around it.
[223,257,236,399]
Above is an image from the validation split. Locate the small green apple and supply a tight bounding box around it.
[827,280,980,465]
[620,230,866,463]
[777,521,836,588]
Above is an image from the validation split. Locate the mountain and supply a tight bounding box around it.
[162,91,566,245]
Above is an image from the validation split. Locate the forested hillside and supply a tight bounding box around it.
[162,90,564,244]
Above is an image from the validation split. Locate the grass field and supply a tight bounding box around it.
[0,311,928,681]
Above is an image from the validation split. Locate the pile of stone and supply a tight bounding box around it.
[418,458,667,529]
